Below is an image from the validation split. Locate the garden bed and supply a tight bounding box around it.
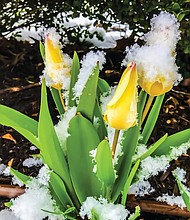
[0,38,190,219]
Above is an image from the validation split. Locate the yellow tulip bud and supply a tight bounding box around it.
[138,74,172,96]
[104,63,138,130]
[44,29,72,90]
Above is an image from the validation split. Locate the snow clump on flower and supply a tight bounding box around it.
[122,11,182,89]
[42,28,72,90]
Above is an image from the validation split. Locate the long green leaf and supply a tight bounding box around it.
[50,87,65,115]
[0,105,38,135]
[93,100,107,141]
[49,172,74,210]
[121,159,140,205]
[138,134,168,161]
[39,41,45,61]
[138,90,147,127]
[141,94,165,144]
[152,129,190,156]
[69,51,80,107]
[0,105,40,148]
[96,140,115,187]
[38,79,76,203]
[77,64,99,122]
[112,125,139,202]
[67,114,101,203]
[173,172,190,211]
[10,167,31,185]
[112,90,147,201]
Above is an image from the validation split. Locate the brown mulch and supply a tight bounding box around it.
[0,37,190,219]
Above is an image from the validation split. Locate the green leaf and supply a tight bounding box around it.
[142,94,165,144]
[50,87,65,115]
[96,140,115,187]
[152,129,190,156]
[0,105,38,135]
[38,79,76,202]
[177,12,185,21]
[112,125,139,202]
[69,51,80,107]
[112,90,147,201]
[91,209,100,220]
[173,172,190,211]
[172,3,180,11]
[97,78,110,95]
[128,206,141,220]
[138,133,168,161]
[0,105,40,148]
[138,90,147,125]
[67,114,101,203]
[39,41,45,61]
[49,171,75,210]
[4,201,13,208]
[121,159,140,205]
[93,100,107,140]
[77,64,99,122]
[10,167,31,185]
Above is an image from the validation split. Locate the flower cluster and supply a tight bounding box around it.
[0,11,189,220]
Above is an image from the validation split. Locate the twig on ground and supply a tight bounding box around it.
[0,184,25,198]
[127,195,190,218]
[0,82,40,95]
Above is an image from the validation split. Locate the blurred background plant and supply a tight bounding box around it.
[0,0,190,77]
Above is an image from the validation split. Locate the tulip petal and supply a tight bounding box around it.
[45,37,63,64]
[104,63,138,130]
[108,63,136,107]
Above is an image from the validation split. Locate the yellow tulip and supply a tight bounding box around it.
[45,30,71,90]
[138,73,172,96]
[104,63,138,130]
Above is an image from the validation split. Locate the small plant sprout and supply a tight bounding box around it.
[0,11,190,220]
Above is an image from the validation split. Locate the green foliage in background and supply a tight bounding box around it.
[0,0,189,77]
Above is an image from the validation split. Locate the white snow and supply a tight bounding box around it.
[55,106,77,153]
[128,180,155,196]
[73,51,106,101]
[79,197,129,220]
[22,157,43,168]
[173,167,186,183]
[129,140,190,197]
[0,209,20,220]
[30,145,38,151]
[10,178,64,220]
[136,140,190,182]
[36,165,51,186]
[4,12,132,49]
[0,163,6,175]
[157,194,186,209]
[11,185,57,220]
[122,11,182,89]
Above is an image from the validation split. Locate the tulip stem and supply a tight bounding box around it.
[112,129,120,158]
[58,89,66,111]
[141,95,154,124]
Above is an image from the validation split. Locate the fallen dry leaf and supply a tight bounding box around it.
[8,158,14,167]
[1,133,16,143]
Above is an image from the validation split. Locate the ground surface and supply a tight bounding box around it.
[0,38,190,219]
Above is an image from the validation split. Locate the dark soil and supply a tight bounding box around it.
[0,37,190,219]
